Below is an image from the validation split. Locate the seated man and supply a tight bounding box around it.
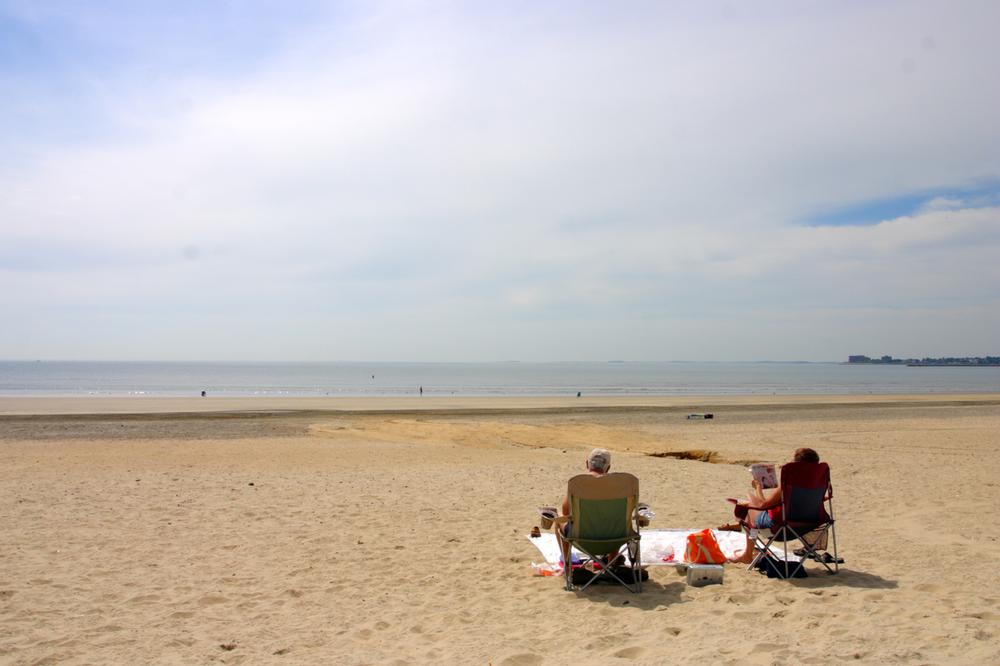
[554,448,613,565]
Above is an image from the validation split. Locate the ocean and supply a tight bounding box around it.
[1,361,998,397]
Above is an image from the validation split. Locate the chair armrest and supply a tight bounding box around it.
[727,497,777,511]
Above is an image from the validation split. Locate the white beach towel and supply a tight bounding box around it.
[526,528,799,567]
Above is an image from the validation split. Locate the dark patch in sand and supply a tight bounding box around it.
[648,449,720,463]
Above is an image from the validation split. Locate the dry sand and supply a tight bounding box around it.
[1,395,999,665]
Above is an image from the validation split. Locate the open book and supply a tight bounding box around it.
[749,462,778,490]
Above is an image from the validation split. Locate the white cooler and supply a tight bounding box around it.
[686,563,724,587]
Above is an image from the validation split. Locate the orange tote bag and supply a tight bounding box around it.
[685,528,727,564]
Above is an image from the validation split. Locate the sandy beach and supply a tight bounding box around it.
[2,395,999,665]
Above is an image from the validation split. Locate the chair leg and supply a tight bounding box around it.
[746,530,776,571]
[791,526,839,575]
[830,524,840,574]
[562,540,643,593]
[633,541,642,593]
[781,528,806,579]
[748,530,809,579]
[828,497,839,574]
[581,545,641,593]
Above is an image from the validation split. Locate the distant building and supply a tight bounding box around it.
[881,355,893,363]
[848,355,870,363]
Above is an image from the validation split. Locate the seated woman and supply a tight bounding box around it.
[726,447,821,563]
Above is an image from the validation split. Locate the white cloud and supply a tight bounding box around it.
[1,1,999,360]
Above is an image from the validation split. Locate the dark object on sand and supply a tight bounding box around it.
[756,554,808,578]
[686,413,714,420]
[571,566,649,585]
[794,548,844,564]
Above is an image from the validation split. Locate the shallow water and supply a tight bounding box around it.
[1,360,998,397]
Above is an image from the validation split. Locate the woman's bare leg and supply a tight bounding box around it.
[729,532,757,563]
[729,493,760,563]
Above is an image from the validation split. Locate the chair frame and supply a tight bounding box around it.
[555,473,643,593]
[742,462,839,579]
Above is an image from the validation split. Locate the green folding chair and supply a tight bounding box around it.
[553,472,642,592]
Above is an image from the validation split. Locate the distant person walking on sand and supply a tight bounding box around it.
[419,386,423,396]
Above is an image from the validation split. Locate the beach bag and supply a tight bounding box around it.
[685,529,727,564]
[756,554,808,578]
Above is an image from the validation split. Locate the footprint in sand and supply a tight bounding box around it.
[127,594,160,604]
[586,634,623,650]
[614,646,646,659]
[198,595,228,605]
[964,611,999,621]
[499,654,543,666]
[751,642,785,653]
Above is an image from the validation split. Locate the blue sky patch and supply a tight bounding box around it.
[802,180,1000,227]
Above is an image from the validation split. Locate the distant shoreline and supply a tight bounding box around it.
[905,363,1000,367]
[2,392,1000,417]
[847,354,999,366]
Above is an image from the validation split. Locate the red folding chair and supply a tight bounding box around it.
[738,461,840,578]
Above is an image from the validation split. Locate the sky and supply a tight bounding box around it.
[1,0,999,362]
